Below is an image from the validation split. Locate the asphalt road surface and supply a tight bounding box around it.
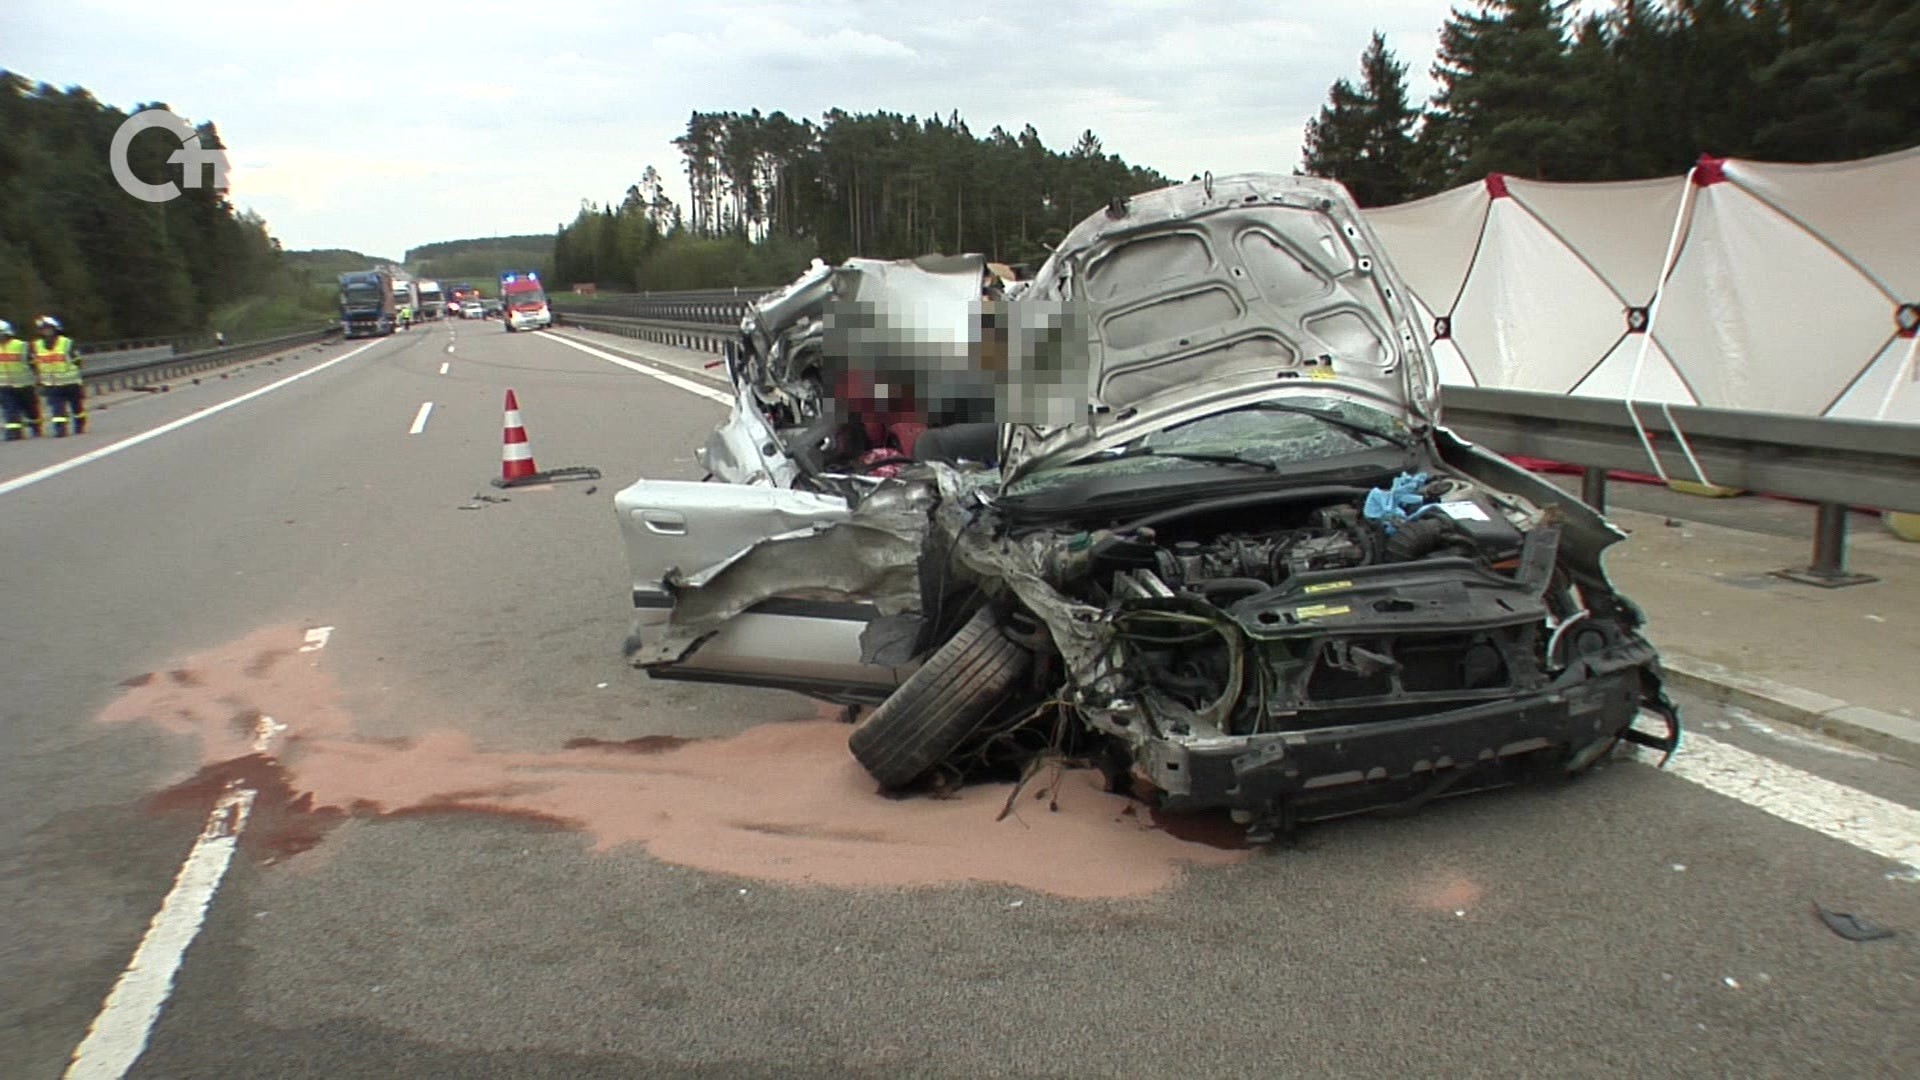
[2,320,1915,1079]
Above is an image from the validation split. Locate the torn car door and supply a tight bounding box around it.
[614,476,931,703]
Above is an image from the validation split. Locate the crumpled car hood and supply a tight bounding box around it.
[1001,172,1439,481]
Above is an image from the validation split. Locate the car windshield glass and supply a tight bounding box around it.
[506,291,545,306]
[1003,395,1409,497]
[343,284,381,305]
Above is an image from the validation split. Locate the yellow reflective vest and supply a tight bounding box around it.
[0,339,31,388]
[32,336,81,386]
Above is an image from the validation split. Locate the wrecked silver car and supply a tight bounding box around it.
[615,173,1679,839]
[694,252,1009,488]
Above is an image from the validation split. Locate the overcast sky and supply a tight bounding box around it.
[6,0,1480,260]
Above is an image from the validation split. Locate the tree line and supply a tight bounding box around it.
[1302,0,1920,207]
[0,73,321,342]
[552,111,1168,292]
[403,235,555,286]
[558,2,1914,292]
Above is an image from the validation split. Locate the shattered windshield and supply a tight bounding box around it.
[1003,396,1409,497]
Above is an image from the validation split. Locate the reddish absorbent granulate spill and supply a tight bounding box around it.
[561,735,699,755]
[1406,868,1486,912]
[104,626,1248,899]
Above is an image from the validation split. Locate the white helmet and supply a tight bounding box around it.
[35,315,61,333]
[0,320,13,337]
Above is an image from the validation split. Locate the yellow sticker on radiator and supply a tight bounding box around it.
[1303,580,1352,594]
[1293,604,1352,620]
[1308,367,1337,379]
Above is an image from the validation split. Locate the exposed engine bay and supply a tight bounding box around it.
[1017,473,1567,738]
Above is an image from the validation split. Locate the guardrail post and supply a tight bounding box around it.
[1580,466,1607,513]
[1774,502,1877,588]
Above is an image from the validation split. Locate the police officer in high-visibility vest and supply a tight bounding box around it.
[0,320,42,440]
[31,316,86,436]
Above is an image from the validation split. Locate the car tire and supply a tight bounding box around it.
[848,605,1030,789]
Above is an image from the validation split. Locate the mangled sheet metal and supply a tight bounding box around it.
[633,480,936,666]
[924,464,1123,700]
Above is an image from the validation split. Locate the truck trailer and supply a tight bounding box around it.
[392,279,420,321]
[418,280,445,320]
[339,269,397,338]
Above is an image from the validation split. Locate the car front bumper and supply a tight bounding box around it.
[1130,656,1673,824]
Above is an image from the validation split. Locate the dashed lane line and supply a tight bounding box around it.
[65,626,333,1077]
[408,401,434,435]
[0,339,385,498]
[63,712,281,1079]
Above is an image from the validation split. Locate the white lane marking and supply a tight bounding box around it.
[1666,731,1920,877]
[64,788,255,1079]
[0,339,384,498]
[440,359,451,373]
[547,329,728,386]
[445,344,455,354]
[64,712,288,1080]
[299,626,333,653]
[538,332,731,404]
[408,402,434,435]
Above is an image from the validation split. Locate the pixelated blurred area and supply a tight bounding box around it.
[819,254,1092,433]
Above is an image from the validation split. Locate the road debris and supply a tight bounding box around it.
[1813,904,1896,941]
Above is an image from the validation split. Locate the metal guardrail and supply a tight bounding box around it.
[84,327,341,393]
[75,334,205,357]
[552,286,776,328]
[551,311,737,355]
[550,294,1920,586]
[1441,387,1920,586]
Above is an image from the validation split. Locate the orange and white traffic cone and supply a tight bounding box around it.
[489,389,601,489]
[499,389,538,484]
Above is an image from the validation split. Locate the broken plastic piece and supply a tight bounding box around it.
[492,464,601,489]
[1813,905,1895,942]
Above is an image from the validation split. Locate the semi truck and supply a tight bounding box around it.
[418,280,445,320]
[339,269,397,338]
[500,270,552,332]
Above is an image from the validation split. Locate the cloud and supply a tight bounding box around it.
[13,0,1473,257]
[656,19,918,64]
